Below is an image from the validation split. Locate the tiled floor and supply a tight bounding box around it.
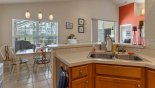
[3,64,52,88]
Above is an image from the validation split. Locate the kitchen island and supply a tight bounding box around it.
[52,44,155,88]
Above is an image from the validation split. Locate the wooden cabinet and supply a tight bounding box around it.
[71,65,89,88]
[56,59,92,88]
[96,76,141,88]
[72,77,88,88]
[56,59,145,88]
[71,65,88,79]
[96,64,142,78]
[147,69,155,88]
[95,64,144,88]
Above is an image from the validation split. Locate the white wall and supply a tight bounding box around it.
[0,6,2,46]
[0,0,119,46]
[145,0,155,47]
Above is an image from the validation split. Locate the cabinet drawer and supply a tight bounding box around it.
[96,76,141,88]
[96,64,142,78]
[72,77,88,88]
[72,65,88,79]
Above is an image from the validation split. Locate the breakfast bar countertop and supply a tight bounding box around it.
[55,51,155,69]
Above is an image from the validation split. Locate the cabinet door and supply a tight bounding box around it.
[96,76,141,88]
[72,77,88,88]
[147,70,155,88]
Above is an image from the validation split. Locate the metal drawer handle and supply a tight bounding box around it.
[137,84,141,88]
[79,70,83,76]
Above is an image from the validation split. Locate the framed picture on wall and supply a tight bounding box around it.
[66,22,73,29]
[78,18,84,25]
[78,26,84,33]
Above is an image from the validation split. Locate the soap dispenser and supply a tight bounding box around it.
[105,35,113,52]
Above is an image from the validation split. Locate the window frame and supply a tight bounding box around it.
[91,18,118,43]
[12,19,59,49]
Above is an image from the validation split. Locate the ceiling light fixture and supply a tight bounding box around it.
[25,10,30,19]
[25,10,54,21]
[38,12,43,20]
[49,14,54,20]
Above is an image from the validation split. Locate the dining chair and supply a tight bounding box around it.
[0,45,29,74]
[0,46,16,73]
[33,47,51,74]
[9,47,29,74]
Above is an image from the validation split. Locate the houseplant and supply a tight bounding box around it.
[67,34,77,44]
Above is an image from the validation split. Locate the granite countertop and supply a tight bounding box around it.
[56,51,155,69]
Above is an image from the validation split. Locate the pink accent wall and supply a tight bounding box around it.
[119,3,144,45]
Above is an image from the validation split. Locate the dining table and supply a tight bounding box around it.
[15,48,52,80]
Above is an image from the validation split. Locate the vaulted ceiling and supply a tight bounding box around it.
[0,0,145,5]
[112,0,145,7]
[0,0,72,4]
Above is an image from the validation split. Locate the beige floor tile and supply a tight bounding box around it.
[4,81,18,88]
[45,74,51,79]
[18,78,33,85]
[4,64,52,88]
[18,84,33,88]
[33,80,49,88]
[47,79,53,88]
[33,75,47,82]
[40,86,50,88]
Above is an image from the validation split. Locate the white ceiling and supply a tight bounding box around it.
[0,0,145,5]
[112,0,145,7]
[0,0,72,4]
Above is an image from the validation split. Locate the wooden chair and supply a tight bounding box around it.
[0,45,29,74]
[9,47,29,73]
[33,47,51,74]
[0,46,16,73]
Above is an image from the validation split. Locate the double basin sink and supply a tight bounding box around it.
[89,52,144,61]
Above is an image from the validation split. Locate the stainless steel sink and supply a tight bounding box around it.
[88,51,146,62]
[116,54,143,61]
[88,52,114,59]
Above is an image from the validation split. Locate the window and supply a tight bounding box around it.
[91,19,118,43]
[13,19,58,51]
[98,20,116,42]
